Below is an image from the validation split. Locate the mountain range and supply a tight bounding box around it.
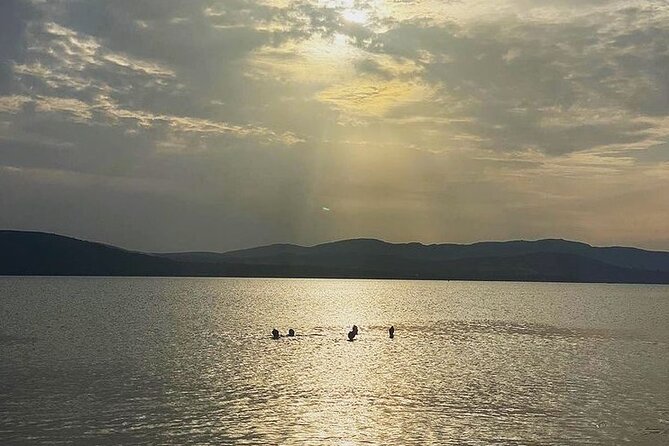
[2,230,669,284]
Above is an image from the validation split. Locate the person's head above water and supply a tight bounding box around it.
[288,329,295,337]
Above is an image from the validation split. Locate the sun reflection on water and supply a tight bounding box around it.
[4,278,669,444]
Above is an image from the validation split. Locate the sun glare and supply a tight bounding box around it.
[342,8,369,24]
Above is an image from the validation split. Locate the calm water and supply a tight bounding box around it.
[1,278,668,445]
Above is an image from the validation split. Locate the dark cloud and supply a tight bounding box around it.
[53,1,283,68]
[606,142,669,164]
[0,0,36,93]
[355,8,669,155]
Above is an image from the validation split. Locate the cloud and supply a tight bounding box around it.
[317,78,432,118]
[341,4,669,157]
[0,95,30,113]
[0,12,302,176]
[0,0,37,93]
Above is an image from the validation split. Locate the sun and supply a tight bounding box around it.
[341,8,369,24]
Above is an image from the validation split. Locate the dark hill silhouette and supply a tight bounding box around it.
[2,230,669,284]
[159,238,669,273]
[0,230,181,276]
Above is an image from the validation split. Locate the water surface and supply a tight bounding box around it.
[1,277,668,445]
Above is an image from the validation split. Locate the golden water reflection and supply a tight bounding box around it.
[1,278,668,444]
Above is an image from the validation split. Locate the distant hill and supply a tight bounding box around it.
[0,230,180,276]
[2,230,669,284]
[160,238,669,273]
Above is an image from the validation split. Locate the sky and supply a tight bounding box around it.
[0,0,668,252]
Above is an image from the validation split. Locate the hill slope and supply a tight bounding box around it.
[0,230,181,276]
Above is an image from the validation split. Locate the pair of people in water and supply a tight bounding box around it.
[271,328,295,339]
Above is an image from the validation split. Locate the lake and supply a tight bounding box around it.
[1,277,668,445]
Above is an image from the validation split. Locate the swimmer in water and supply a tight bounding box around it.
[347,324,359,341]
[272,328,280,339]
[288,328,295,337]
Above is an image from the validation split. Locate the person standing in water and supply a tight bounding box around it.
[389,326,395,339]
[272,328,280,339]
[348,324,359,341]
[287,329,295,337]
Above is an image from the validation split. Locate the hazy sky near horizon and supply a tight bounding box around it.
[1,0,668,251]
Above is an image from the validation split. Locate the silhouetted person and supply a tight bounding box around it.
[272,328,280,339]
[389,326,395,339]
[347,324,358,341]
[288,329,295,337]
